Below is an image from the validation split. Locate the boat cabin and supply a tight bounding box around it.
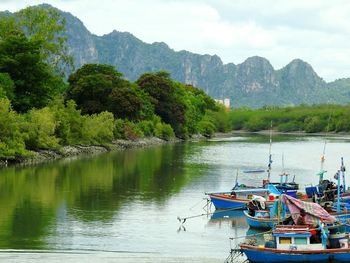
[231,188,269,200]
[273,225,323,250]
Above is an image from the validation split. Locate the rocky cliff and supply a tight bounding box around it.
[5,5,350,108]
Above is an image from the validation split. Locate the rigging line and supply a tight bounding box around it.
[267,121,273,181]
[188,198,207,211]
[319,112,333,180]
[229,229,273,241]
[177,206,243,224]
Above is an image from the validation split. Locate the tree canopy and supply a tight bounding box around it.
[0,32,64,112]
[67,64,154,120]
[0,5,70,112]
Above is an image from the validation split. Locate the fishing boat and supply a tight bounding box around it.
[206,188,273,210]
[240,225,350,263]
[239,194,350,262]
[207,181,296,210]
[243,194,288,229]
[243,210,279,229]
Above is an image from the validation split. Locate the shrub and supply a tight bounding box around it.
[0,98,28,158]
[24,107,60,150]
[49,98,85,145]
[114,119,125,139]
[304,116,326,133]
[123,121,144,140]
[244,116,267,131]
[154,123,175,141]
[197,120,216,137]
[81,111,115,144]
[137,120,154,137]
[277,121,302,132]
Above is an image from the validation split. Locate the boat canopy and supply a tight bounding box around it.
[281,194,336,226]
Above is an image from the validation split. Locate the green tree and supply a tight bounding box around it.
[182,84,219,135]
[304,116,326,133]
[81,111,115,144]
[67,64,123,115]
[0,73,14,100]
[0,98,28,158]
[137,71,187,137]
[154,122,175,141]
[67,64,154,120]
[0,32,64,112]
[15,5,72,73]
[108,84,143,120]
[197,120,216,137]
[24,107,60,150]
[48,98,85,145]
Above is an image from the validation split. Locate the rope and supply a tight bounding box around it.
[177,205,244,225]
[229,229,273,240]
[188,198,208,211]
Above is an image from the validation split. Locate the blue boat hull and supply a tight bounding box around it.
[241,245,350,262]
[334,213,350,232]
[340,193,350,203]
[209,194,248,210]
[243,211,275,229]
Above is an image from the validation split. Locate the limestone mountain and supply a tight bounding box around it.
[3,4,350,108]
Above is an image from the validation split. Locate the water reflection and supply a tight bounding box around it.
[209,210,247,228]
[0,143,197,249]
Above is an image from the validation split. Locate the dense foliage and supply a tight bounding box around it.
[228,105,350,133]
[66,64,153,120]
[0,32,64,112]
[0,6,226,159]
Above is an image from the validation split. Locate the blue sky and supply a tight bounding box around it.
[2,0,350,82]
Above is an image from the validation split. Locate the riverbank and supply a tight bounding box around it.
[0,137,181,167]
[3,130,346,168]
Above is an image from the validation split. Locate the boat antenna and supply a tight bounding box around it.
[336,159,342,212]
[234,169,239,189]
[280,152,289,184]
[341,157,346,194]
[267,121,273,181]
[318,113,332,183]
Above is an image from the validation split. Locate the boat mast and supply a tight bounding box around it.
[318,114,331,184]
[337,158,342,212]
[336,166,340,213]
[341,157,346,194]
[318,140,327,184]
[267,121,273,182]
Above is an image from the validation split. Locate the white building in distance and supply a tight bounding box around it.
[214,98,230,109]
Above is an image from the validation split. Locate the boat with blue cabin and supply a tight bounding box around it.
[240,224,350,263]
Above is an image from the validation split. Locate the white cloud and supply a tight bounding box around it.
[1,0,350,81]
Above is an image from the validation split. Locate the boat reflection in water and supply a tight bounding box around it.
[208,210,248,228]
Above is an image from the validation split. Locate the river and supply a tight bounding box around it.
[0,134,350,262]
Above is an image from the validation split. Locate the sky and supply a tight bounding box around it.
[1,0,350,82]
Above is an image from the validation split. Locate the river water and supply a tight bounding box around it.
[1,134,350,262]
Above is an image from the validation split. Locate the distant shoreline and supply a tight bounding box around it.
[230,130,350,138]
[2,130,349,168]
